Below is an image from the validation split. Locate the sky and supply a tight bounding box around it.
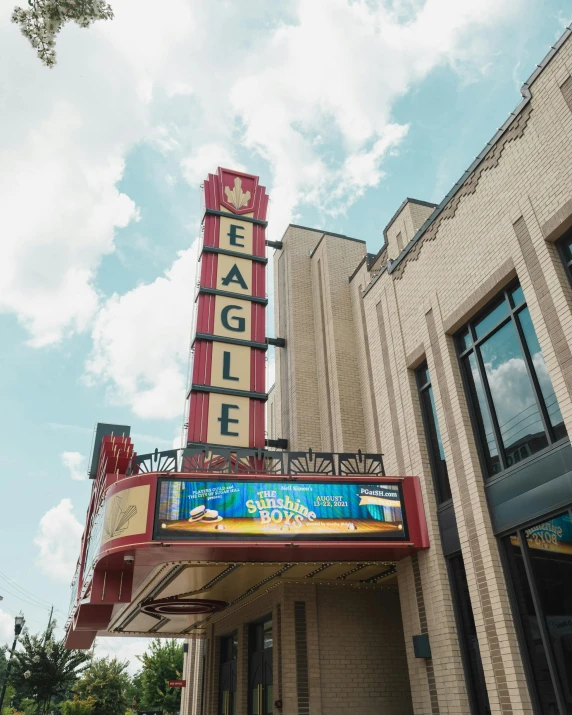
[0,0,571,672]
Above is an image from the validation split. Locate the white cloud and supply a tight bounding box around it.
[214,0,523,234]
[1,0,525,410]
[0,16,142,347]
[85,244,199,419]
[93,636,150,674]
[61,451,87,481]
[181,144,246,187]
[34,499,83,583]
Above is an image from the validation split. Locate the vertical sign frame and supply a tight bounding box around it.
[187,168,268,449]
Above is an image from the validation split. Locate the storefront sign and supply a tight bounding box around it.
[187,168,268,449]
[510,512,572,555]
[155,479,406,540]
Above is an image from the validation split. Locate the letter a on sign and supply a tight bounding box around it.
[221,264,248,290]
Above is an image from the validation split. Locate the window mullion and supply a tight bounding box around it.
[512,311,553,442]
[472,313,512,350]
[473,345,507,471]
[517,531,568,714]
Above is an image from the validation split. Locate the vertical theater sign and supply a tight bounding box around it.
[64,168,428,657]
[188,169,268,450]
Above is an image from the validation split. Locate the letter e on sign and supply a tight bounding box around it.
[207,394,250,447]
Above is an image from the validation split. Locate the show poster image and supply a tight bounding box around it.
[155,479,405,540]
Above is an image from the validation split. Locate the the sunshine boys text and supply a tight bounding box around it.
[246,491,317,527]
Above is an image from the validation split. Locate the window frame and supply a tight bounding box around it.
[500,506,572,715]
[416,362,452,505]
[456,281,566,479]
[556,228,572,286]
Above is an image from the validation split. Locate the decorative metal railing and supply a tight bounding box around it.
[126,446,384,477]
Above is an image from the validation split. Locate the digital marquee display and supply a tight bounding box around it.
[154,479,407,541]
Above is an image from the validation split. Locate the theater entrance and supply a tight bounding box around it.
[219,632,238,715]
[248,617,273,715]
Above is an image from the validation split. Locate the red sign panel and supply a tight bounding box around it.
[168,680,186,688]
[187,167,268,449]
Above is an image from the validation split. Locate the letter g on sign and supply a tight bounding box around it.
[221,305,245,333]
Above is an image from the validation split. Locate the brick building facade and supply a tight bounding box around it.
[181,27,572,715]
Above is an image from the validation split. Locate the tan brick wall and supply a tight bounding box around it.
[309,235,368,451]
[272,228,368,451]
[270,32,572,715]
[315,584,412,715]
[349,34,572,715]
[272,227,323,450]
[385,201,435,260]
[180,639,205,715]
[191,581,412,715]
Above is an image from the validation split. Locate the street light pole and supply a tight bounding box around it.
[0,615,25,713]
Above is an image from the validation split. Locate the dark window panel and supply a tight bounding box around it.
[421,384,452,503]
[504,534,560,712]
[459,329,472,352]
[525,513,572,707]
[449,555,491,715]
[560,234,572,263]
[417,364,452,504]
[464,353,502,475]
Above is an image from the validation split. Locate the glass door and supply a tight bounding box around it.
[504,510,572,714]
[248,618,273,715]
[219,633,238,715]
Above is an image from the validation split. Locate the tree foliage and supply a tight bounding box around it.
[59,696,95,715]
[73,658,129,715]
[137,640,184,715]
[124,671,143,712]
[10,622,90,715]
[11,0,114,67]
[0,647,7,690]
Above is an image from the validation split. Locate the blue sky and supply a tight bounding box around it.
[0,0,570,667]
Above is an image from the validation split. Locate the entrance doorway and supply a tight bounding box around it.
[248,617,273,715]
[219,632,237,715]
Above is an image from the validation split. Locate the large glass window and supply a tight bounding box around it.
[457,282,566,478]
[504,510,572,714]
[416,363,452,503]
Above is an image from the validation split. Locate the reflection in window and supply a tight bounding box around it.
[457,282,567,478]
[518,308,566,441]
[526,513,572,709]
[416,364,452,503]
[504,535,559,712]
[504,512,572,713]
[479,319,548,459]
[263,620,273,650]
